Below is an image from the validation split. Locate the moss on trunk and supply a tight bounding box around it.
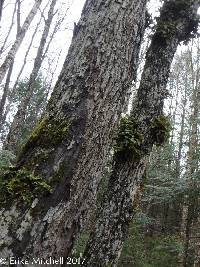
[0,167,52,205]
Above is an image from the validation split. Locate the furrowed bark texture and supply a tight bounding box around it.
[83,1,200,266]
[4,0,57,154]
[0,0,42,84]
[0,0,147,263]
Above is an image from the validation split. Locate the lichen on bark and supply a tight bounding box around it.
[113,116,144,162]
[150,115,171,146]
[25,114,70,147]
[0,0,149,260]
[0,167,52,205]
[20,113,71,153]
[153,0,199,46]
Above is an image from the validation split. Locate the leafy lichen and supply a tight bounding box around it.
[20,113,71,155]
[113,116,144,162]
[150,115,171,146]
[153,0,199,46]
[0,168,52,205]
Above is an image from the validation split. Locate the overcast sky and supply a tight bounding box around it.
[0,0,85,89]
[0,0,162,88]
[0,0,196,95]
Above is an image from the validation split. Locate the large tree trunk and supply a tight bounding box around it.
[4,0,57,155]
[0,0,42,84]
[83,1,200,266]
[0,0,147,262]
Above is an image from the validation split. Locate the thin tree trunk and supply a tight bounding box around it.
[176,85,187,178]
[0,1,63,131]
[170,76,180,144]
[0,14,44,131]
[0,0,17,56]
[0,0,4,22]
[0,0,42,84]
[0,0,147,261]
[179,45,200,267]
[4,0,57,154]
[193,214,200,266]
[83,1,199,265]
[0,0,21,130]
[0,60,14,126]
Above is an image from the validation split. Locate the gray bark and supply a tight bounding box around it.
[176,79,187,178]
[4,0,57,154]
[0,0,42,84]
[0,60,14,127]
[0,0,147,263]
[0,1,17,56]
[0,0,4,22]
[83,1,200,266]
[0,0,21,130]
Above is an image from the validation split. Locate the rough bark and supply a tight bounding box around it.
[83,1,200,266]
[4,0,57,154]
[0,0,147,263]
[0,0,42,84]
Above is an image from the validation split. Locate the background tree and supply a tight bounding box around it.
[4,0,58,155]
[0,0,4,22]
[0,0,43,83]
[0,0,21,133]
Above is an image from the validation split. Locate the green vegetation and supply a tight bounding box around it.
[1,75,49,151]
[20,113,71,155]
[118,216,182,267]
[0,167,52,204]
[0,150,15,170]
[150,115,171,146]
[72,233,89,257]
[113,116,144,162]
[153,0,199,46]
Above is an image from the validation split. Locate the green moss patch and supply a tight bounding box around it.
[153,0,199,46]
[21,113,71,154]
[113,116,144,162]
[150,115,171,146]
[0,168,52,204]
